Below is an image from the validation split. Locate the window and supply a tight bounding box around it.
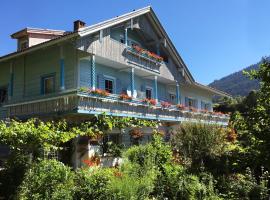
[185,97,197,108]
[201,101,211,111]
[120,35,125,44]
[19,40,28,50]
[41,75,55,95]
[105,78,114,93]
[169,94,176,102]
[0,87,7,104]
[146,88,152,99]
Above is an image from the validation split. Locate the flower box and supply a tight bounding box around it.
[119,93,132,101]
[161,101,171,109]
[176,104,185,110]
[142,98,157,106]
[90,89,109,97]
[132,44,164,63]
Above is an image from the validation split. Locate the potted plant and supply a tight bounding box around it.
[142,98,156,106]
[129,128,144,139]
[189,107,197,112]
[161,101,171,109]
[176,104,185,110]
[119,93,132,101]
[90,89,109,97]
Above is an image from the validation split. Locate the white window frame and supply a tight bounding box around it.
[104,75,116,94]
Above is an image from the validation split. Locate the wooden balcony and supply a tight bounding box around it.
[3,90,229,125]
[77,37,164,73]
[125,46,161,73]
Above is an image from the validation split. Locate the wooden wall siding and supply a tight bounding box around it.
[0,62,10,87]
[13,58,25,99]
[8,95,78,117]
[0,107,8,119]
[76,28,178,77]
[63,43,77,90]
[79,59,91,88]
[79,61,169,101]
[138,16,160,42]
[0,43,77,104]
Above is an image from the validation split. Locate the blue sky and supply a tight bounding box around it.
[1,0,270,84]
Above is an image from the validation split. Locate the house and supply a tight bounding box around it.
[0,6,230,167]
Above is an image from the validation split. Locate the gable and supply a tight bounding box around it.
[77,7,194,83]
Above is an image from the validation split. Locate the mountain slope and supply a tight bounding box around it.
[209,62,262,97]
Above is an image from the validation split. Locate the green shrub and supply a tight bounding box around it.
[74,167,114,200]
[171,122,231,170]
[124,135,172,171]
[109,162,157,200]
[153,164,221,200]
[217,168,269,200]
[18,159,75,200]
[0,152,30,199]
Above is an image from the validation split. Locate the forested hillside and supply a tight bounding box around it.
[209,60,263,96]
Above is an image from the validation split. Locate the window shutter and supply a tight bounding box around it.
[97,74,105,90]
[116,78,122,94]
[185,97,189,107]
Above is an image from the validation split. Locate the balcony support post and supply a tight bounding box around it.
[176,82,180,104]
[130,67,135,97]
[91,54,96,90]
[125,28,128,46]
[60,46,65,91]
[154,75,158,102]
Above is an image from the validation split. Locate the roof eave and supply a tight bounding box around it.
[194,82,232,98]
[0,32,79,63]
[78,6,151,37]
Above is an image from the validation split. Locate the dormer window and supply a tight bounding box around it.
[19,40,28,50]
[19,40,28,51]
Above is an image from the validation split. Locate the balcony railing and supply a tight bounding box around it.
[125,45,162,73]
[3,90,230,125]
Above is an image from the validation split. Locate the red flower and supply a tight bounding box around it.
[132,45,163,62]
[119,93,132,101]
[176,104,185,110]
[141,98,156,106]
[189,107,197,112]
[114,170,123,177]
[90,89,109,97]
[83,155,101,167]
[129,128,144,139]
[161,101,171,108]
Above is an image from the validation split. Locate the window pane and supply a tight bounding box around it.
[0,88,7,103]
[44,76,54,94]
[105,79,113,93]
[146,89,152,99]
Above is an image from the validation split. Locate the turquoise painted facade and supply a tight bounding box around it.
[0,6,229,126]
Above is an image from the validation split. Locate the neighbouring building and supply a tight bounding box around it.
[0,6,230,167]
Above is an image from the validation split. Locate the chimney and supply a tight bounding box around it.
[74,20,86,31]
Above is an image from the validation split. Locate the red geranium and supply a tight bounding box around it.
[161,101,171,108]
